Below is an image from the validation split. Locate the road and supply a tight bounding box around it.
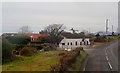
[84,40,119,71]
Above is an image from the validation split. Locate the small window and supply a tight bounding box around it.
[71,42,72,45]
[31,38,34,41]
[82,39,84,42]
[84,42,86,45]
[68,42,69,45]
[76,41,77,45]
[87,41,88,45]
[62,43,65,45]
[80,42,82,45]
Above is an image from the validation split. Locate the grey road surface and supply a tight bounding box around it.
[85,40,119,71]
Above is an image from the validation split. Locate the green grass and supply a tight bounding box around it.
[2,50,65,71]
[70,50,87,71]
[2,49,88,71]
[92,42,108,48]
[85,42,107,49]
[107,36,119,40]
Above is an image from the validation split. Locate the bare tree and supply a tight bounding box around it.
[19,26,32,34]
[45,24,65,36]
[41,24,65,45]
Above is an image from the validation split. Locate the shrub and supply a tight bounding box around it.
[58,52,65,56]
[6,35,31,44]
[6,35,31,51]
[51,47,82,72]
[35,46,43,50]
[20,47,36,56]
[39,36,63,45]
[29,47,37,53]
[42,43,57,51]
[2,37,15,63]
[95,34,107,42]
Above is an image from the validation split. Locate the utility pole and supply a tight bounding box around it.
[106,19,109,35]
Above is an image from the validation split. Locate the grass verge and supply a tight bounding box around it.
[70,50,87,71]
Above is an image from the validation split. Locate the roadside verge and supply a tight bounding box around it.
[80,54,88,71]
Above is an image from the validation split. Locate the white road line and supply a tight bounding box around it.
[83,68,86,71]
[105,48,107,56]
[106,56,108,61]
[105,48,113,70]
[108,62,113,70]
[105,52,107,56]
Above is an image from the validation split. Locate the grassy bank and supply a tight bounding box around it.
[2,50,66,71]
[2,49,87,71]
[70,50,87,71]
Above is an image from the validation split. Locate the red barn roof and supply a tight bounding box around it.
[26,34,48,39]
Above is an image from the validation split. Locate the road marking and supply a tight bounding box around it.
[108,62,113,70]
[106,56,108,61]
[83,68,86,71]
[105,52,107,56]
[105,48,113,70]
[105,48,107,56]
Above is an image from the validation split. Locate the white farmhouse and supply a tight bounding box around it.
[59,37,90,51]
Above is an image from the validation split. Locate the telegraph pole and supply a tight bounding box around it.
[106,19,109,35]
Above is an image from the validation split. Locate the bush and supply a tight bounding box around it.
[20,47,36,56]
[94,35,107,42]
[41,43,57,51]
[2,37,15,63]
[6,35,31,44]
[51,47,82,72]
[38,36,63,45]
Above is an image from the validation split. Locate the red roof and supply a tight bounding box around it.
[26,34,48,39]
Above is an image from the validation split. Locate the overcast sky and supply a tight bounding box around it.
[2,2,118,33]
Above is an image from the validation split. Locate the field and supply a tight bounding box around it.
[2,51,64,71]
[2,49,87,71]
[107,36,119,40]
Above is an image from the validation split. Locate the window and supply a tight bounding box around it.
[76,41,77,45]
[71,42,72,45]
[31,38,34,41]
[82,39,84,42]
[68,42,69,45]
[62,43,65,45]
[80,42,82,45]
[84,42,86,45]
[87,41,88,45]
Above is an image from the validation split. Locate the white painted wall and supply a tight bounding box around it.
[59,38,90,50]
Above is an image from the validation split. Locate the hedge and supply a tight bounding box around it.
[2,37,15,63]
[51,47,82,72]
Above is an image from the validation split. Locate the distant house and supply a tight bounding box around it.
[59,37,90,51]
[26,34,48,41]
[59,32,91,51]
